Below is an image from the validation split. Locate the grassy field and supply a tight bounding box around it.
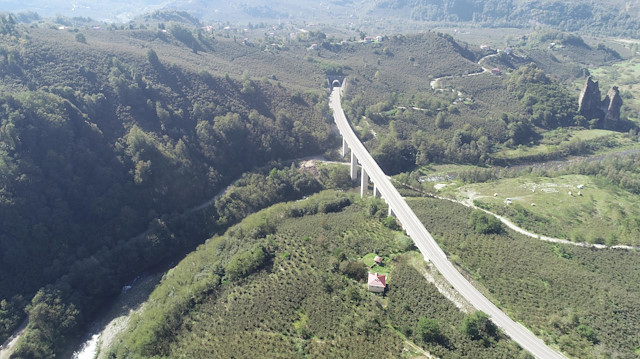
[490,128,636,161]
[452,173,640,245]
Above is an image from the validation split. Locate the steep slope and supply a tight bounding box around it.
[107,191,527,359]
[0,20,333,353]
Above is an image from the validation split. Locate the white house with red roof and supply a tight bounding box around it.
[368,272,386,293]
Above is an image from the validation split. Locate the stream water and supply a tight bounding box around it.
[71,334,99,359]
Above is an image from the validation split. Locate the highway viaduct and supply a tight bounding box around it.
[329,81,566,359]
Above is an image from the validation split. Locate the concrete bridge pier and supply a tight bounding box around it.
[350,151,358,182]
[373,184,381,198]
[342,138,348,158]
[388,206,395,217]
[360,168,369,197]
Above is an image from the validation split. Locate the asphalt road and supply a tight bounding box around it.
[329,88,566,359]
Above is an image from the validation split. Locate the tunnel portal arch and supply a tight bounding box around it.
[327,76,346,88]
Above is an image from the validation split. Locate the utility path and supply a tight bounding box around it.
[330,87,566,359]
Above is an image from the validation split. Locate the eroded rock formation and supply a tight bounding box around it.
[578,76,622,129]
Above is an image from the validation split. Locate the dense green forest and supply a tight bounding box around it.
[107,191,529,359]
[0,17,335,357]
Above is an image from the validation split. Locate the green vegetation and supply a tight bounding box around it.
[74,33,85,43]
[106,192,640,358]
[450,152,640,246]
[409,197,640,358]
[0,18,343,355]
[416,317,440,343]
[107,192,528,358]
[8,166,323,358]
[468,210,503,235]
[461,311,498,342]
[2,8,640,357]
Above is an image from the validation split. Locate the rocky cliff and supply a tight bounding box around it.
[578,76,622,129]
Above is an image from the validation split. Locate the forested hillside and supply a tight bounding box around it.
[1,16,498,356]
[108,186,640,359]
[372,0,640,38]
[0,17,333,357]
[107,191,529,359]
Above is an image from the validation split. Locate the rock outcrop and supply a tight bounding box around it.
[578,76,622,129]
[603,86,623,125]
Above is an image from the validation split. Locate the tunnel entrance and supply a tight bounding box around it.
[327,76,346,88]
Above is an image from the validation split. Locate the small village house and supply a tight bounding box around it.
[368,272,386,293]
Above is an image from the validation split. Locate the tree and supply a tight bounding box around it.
[416,317,440,343]
[146,49,159,65]
[339,261,367,281]
[435,112,446,129]
[75,33,86,43]
[12,289,79,358]
[462,311,497,340]
[577,324,598,343]
[469,210,503,234]
[383,216,401,230]
[225,246,268,280]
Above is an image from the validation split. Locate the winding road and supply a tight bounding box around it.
[330,87,566,359]
[430,53,499,90]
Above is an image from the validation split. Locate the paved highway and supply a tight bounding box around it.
[329,88,566,359]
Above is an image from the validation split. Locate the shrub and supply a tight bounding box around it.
[339,261,367,281]
[383,216,401,230]
[461,310,497,340]
[468,210,503,234]
[416,317,440,343]
[225,246,268,280]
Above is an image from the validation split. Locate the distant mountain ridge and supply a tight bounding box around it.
[3,0,640,38]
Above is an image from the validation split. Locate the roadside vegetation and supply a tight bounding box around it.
[409,197,640,359]
[396,149,640,247]
[107,192,527,359]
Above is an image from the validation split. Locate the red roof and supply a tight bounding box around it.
[368,272,386,287]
